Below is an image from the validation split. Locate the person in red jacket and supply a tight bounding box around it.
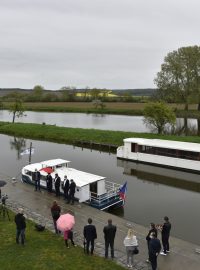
[51,200,61,234]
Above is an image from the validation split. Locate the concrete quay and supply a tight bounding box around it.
[2,176,200,270]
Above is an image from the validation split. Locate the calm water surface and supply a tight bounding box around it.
[0,110,198,132]
[1,134,200,245]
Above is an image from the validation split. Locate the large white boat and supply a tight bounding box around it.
[21,159,124,210]
[117,138,200,173]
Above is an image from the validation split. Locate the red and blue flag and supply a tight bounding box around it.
[119,182,127,200]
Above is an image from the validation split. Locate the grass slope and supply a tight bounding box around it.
[1,122,200,147]
[0,211,124,270]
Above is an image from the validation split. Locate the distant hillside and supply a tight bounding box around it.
[0,88,53,97]
[0,88,156,97]
[112,88,156,96]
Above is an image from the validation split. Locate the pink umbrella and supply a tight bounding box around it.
[56,213,75,232]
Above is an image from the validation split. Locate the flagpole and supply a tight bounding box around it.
[29,142,32,164]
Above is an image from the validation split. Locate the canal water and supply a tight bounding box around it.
[1,134,200,245]
[0,110,198,133]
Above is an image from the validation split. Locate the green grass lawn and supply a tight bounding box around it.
[1,122,200,148]
[0,210,124,270]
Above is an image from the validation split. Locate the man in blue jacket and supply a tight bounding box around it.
[83,218,97,255]
[149,232,161,270]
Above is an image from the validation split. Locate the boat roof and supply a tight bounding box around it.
[41,159,71,167]
[124,138,200,153]
[23,159,105,187]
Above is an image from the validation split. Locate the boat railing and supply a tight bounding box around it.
[90,181,122,206]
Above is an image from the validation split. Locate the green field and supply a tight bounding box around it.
[1,122,200,147]
[0,210,124,270]
[2,101,200,116]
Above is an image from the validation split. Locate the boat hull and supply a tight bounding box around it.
[21,173,124,211]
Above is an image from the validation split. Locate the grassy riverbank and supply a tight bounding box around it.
[2,101,200,117]
[1,122,200,146]
[0,210,124,270]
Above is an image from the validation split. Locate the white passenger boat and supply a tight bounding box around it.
[21,159,124,210]
[117,138,200,173]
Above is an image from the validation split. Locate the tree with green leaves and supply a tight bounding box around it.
[143,102,176,134]
[32,85,45,101]
[154,46,200,110]
[10,99,26,123]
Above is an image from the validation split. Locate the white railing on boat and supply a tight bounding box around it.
[90,181,122,206]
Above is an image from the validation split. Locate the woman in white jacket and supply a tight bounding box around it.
[123,229,138,268]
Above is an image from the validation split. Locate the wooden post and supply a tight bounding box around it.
[29,142,32,164]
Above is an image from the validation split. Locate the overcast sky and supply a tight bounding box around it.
[0,0,200,90]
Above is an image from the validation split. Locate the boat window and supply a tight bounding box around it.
[138,146,200,161]
[25,170,32,176]
[90,182,97,197]
[41,175,46,181]
[56,164,62,168]
[131,143,136,152]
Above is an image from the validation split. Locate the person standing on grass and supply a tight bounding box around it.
[54,173,61,197]
[149,232,161,270]
[83,218,97,255]
[160,216,171,255]
[64,229,76,248]
[51,200,61,234]
[15,208,26,245]
[146,223,158,263]
[103,219,117,259]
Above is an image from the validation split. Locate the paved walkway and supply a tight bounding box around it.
[2,176,200,270]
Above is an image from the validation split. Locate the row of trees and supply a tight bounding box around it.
[3,45,200,134]
[2,85,148,103]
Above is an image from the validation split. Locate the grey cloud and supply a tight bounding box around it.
[0,0,200,89]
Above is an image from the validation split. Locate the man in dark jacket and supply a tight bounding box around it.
[146,223,158,262]
[46,172,53,192]
[103,219,117,259]
[83,218,97,255]
[149,232,161,270]
[68,179,76,204]
[160,216,171,255]
[15,208,26,245]
[54,173,61,197]
[63,175,69,201]
[51,200,61,234]
[33,169,41,191]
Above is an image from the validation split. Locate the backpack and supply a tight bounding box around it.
[35,224,45,231]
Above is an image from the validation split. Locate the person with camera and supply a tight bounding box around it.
[15,208,26,245]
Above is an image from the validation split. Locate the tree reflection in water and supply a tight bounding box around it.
[10,137,26,159]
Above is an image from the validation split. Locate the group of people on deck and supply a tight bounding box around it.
[32,169,76,204]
